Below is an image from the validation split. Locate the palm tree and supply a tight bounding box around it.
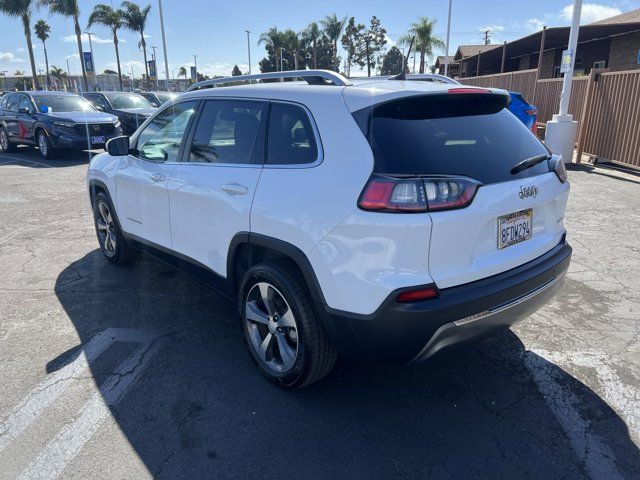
[39,0,88,91]
[0,0,40,90]
[259,27,283,71]
[34,19,50,88]
[178,66,186,79]
[49,65,67,90]
[320,14,347,71]
[88,4,124,91]
[121,1,151,88]
[399,16,444,74]
[304,22,321,69]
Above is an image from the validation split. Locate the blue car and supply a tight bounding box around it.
[0,91,123,159]
[405,74,538,135]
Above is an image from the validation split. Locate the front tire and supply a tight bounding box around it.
[37,130,56,159]
[92,192,137,264]
[239,262,337,389]
[0,127,17,153]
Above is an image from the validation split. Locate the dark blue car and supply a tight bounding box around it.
[83,91,156,135]
[0,91,123,159]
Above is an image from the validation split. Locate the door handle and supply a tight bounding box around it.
[221,183,249,196]
[149,173,166,183]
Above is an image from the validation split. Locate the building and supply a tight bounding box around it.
[434,55,460,77]
[456,9,640,79]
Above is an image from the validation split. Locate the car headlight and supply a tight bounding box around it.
[114,120,121,129]
[52,121,76,129]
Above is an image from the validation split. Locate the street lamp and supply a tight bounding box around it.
[193,54,198,81]
[245,30,251,74]
[444,0,453,77]
[66,57,74,92]
[158,0,171,91]
[280,48,285,72]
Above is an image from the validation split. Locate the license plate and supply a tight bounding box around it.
[498,209,533,249]
[91,136,105,144]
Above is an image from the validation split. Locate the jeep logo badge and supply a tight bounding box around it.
[519,185,538,199]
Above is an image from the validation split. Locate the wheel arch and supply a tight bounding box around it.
[227,233,327,306]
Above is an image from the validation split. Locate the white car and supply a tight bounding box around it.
[87,70,571,388]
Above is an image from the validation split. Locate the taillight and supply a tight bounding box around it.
[396,286,439,303]
[548,156,567,183]
[524,109,537,116]
[358,176,480,212]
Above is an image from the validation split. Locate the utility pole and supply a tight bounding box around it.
[280,48,285,72]
[66,57,72,92]
[130,64,135,92]
[193,54,198,81]
[245,30,252,74]
[545,0,582,164]
[444,0,453,77]
[483,29,491,45]
[158,0,171,91]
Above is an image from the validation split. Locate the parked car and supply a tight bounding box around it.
[0,91,123,158]
[405,74,538,134]
[87,70,571,388]
[83,92,156,135]
[140,91,180,107]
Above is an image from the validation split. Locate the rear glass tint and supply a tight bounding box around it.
[352,94,550,184]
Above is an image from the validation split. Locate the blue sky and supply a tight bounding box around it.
[1,0,638,78]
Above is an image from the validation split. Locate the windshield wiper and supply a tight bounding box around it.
[511,153,551,175]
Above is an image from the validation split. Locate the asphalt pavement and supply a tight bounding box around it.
[0,147,639,479]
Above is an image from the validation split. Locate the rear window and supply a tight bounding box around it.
[353,93,550,184]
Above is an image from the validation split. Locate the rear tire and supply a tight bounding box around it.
[36,130,56,159]
[0,127,17,153]
[92,192,137,264]
[239,262,337,389]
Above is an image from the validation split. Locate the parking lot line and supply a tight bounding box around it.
[525,349,636,480]
[0,156,52,168]
[18,332,164,480]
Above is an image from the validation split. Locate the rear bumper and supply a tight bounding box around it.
[319,240,571,363]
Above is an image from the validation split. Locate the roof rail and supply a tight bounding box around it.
[404,73,460,85]
[187,69,351,92]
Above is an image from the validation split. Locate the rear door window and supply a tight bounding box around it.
[188,100,266,164]
[266,103,318,165]
[5,94,19,112]
[353,93,550,184]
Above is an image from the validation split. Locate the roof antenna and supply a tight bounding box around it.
[389,35,415,80]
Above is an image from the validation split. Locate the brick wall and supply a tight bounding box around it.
[609,32,640,71]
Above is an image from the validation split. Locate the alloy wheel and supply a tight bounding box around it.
[95,200,117,257]
[38,133,47,157]
[0,129,7,150]
[245,282,299,373]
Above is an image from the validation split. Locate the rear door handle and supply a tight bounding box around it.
[221,183,249,196]
[149,173,166,183]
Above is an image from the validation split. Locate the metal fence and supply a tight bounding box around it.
[457,69,640,169]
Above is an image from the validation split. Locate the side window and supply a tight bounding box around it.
[5,94,19,112]
[188,100,266,164]
[18,96,32,113]
[266,103,318,165]
[136,101,198,162]
[0,95,8,110]
[86,94,108,110]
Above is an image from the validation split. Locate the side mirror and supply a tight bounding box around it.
[94,105,106,112]
[106,136,130,156]
[18,107,30,114]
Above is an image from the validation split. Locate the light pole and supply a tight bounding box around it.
[245,30,251,74]
[66,57,73,91]
[444,0,453,77]
[130,64,135,92]
[545,0,582,164]
[151,45,159,89]
[158,0,171,91]
[280,48,285,72]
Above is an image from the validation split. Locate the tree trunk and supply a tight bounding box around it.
[114,31,123,91]
[313,39,317,69]
[43,40,50,89]
[22,15,40,90]
[74,16,88,91]
[141,34,149,90]
[419,50,426,74]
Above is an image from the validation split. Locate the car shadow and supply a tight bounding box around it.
[0,145,99,167]
[54,250,640,479]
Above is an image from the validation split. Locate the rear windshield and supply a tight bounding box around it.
[352,93,550,184]
[108,94,153,109]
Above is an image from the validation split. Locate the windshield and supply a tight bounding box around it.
[156,93,178,103]
[353,93,550,184]
[109,94,153,109]
[32,95,96,113]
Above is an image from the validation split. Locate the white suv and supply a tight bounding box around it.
[87,70,571,388]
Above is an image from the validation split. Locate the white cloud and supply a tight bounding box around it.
[561,3,622,24]
[0,52,24,63]
[526,18,546,32]
[60,33,119,45]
